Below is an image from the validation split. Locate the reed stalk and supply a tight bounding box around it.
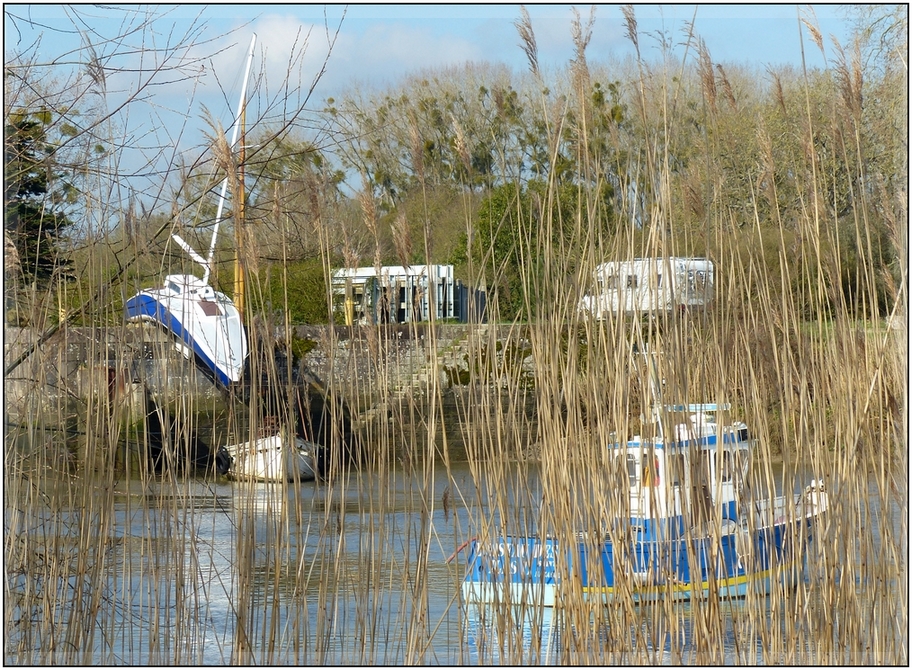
[4,9,905,667]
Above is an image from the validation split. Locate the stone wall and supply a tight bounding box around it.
[4,322,536,423]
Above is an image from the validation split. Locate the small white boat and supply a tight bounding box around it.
[221,434,318,483]
[126,274,247,387]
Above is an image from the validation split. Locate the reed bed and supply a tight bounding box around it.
[4,10,906,667]
[5,191,904,664]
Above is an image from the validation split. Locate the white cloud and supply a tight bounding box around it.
[317,21,487,93]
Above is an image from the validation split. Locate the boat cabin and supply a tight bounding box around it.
[608,404,751,531]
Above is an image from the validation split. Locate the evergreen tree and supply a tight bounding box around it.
[4,108,76,287]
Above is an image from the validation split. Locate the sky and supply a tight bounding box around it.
[5,4,855,90]
[5,4,858,202]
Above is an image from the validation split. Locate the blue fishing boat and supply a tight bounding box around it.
[460,403,828,606]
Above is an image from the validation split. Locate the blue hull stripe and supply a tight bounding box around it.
[125,293,233,387]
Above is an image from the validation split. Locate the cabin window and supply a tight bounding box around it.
[667,453,686,487]
[692,451,715,523]
[626,275,638,288]
[625,454,638,486]
[198,300,222,317]
[731,450,749,482]
[656,274,662,287]
[698,451,714,488]
[721,451,734,483]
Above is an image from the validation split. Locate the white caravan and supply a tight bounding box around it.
[578,257,714,318]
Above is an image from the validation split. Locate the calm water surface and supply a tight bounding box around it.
[5,460,904,665]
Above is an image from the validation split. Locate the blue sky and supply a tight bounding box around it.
[5,4,857,200]
[5,4,855,97]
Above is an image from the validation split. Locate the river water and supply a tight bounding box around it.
[5,459,905,665]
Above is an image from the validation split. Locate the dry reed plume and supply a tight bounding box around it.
[4,7,905,667]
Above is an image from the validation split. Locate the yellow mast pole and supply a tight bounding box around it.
[234,92,246,317]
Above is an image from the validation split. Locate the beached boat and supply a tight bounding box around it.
[125,35,256,388]
[221,433,318,483]
[126,274,247,387]
[459,403,829,606]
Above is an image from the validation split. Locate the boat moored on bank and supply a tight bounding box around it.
[460,403,828,606]
[221,433,318,483]
[126,274,247,387]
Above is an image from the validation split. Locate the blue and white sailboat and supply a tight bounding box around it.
[125,36,257,388]
[459,363,829,606]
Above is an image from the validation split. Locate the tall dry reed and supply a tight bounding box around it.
[4,10,906,668]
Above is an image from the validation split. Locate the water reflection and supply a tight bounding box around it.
[5,461,905,665]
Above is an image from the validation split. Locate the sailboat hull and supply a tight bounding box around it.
[126,274,247,387]
[222,434,318,482]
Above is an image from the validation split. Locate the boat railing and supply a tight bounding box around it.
[744,487,826,529]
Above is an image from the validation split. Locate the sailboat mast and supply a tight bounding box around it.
[201,33,257,285]
[234,94,247,317]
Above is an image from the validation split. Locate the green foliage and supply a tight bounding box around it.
[4,108,76,286]
[260,257,330,324]
[467,182,530,320]
[289,336,318,360]
[456,175,616,321]
[379,184,482,267]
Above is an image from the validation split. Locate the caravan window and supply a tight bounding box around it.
[626,275,638,288]
[605,274,618,289]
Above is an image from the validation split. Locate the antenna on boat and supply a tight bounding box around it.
[644,344,666,440]
[184,33,257,286]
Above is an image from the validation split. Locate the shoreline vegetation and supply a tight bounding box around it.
[3,317,903,470]
[4,5,907,665]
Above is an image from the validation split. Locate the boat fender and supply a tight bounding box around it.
[215,446,233,476]
[800,479,825,509]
